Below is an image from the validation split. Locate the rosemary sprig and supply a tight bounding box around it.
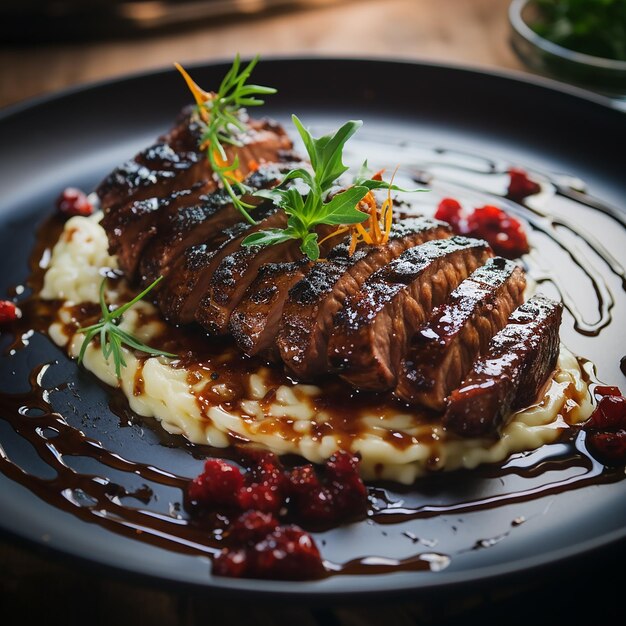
[77,276,176,378]
[242,115,416,260]
[175,55,277,224]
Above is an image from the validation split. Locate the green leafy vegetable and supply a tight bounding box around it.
[531,0,626,61]
[242,116,413,261]
[176,55,277,224]
[77,277,176,378]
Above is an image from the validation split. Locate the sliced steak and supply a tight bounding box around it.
[137,160,301,286]
[230,260,311,357]
[156,204,285,325]
[137,185,238,285]
[102,181,214,279]
[97,111,292,213]
[396,257,526,410]
[195,238,304,336]
[328,236,493,391]
[277,217,452,380]
[443,294,563,437]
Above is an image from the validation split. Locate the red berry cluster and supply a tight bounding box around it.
[55,187,94,217]
[507,167,541,201]
[434,198,529,259]
[0,300,20,324]
[583,387,626,467]
[213,511,325,580]
[186,449,368,579]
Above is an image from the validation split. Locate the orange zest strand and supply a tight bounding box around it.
[319,225,350,247]
[212,149,244,183]
[174,63,214,106]
[326,166,400,256]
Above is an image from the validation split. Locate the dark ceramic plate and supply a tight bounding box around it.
[0,58,625,600]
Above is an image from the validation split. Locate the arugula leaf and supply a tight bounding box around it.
[317,186,370,225]
[242,116,404,260]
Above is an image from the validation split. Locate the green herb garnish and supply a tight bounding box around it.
[175,55,277,224]
[77,277,176,378]
[241,115,411,261]
[531,0,626,61]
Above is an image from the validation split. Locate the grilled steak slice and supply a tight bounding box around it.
[443,295,563,437]
[101,181,214,279]
[328,236,493,391]
[196,238,305,336]
[396,257,526,410]
[277,217,452,380]
[97,110,291,213]
[157,204,285,325]
[137,161,300,286]
[230,260,311,357]
[137,186,238,285]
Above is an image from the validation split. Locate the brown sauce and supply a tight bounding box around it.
[1,143,625,579]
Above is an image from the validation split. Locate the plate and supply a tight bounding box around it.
[0,58,625,600]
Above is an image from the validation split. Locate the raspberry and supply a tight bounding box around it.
[594,385,622,401]
[229,510,279,543]
[507,167,541,200]
[585,431,626,467]
[0,300,20,324]
[238,481,284,513]
[55,187,94,217]
[213,514,324,580]
[212,548,248,578]
[586,395,626,431]
[583,392,626,467]
[187,459,245,508]
[286,453,368,525]
[466,205,529,258]
[249,526,324,580]
[326,450,361,481]
[434,197,463,230]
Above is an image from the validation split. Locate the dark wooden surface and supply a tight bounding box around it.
[0,0,524,110]
[2,534,624,625]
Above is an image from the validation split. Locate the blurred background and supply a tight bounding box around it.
[0,0,527,109]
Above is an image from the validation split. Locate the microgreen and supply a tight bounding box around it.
[77,276,176,378]
[175,55,277,224]
[242,116,415,261]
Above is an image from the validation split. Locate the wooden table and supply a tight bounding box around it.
[0,0,524,109]
[2,1,621,624]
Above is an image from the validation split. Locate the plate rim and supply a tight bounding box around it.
[0,55,624,599]
[1,53,622,122]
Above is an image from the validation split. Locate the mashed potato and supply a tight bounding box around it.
[41,214,593,484]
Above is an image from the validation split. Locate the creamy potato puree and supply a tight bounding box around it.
[41,214,594,484]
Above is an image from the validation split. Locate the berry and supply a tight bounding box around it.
[434,198,529,258]
[0,300,20,324]
[214,525,324,580]
[285,453,368,524]
[250,526,324,580]
[56,187,93,217]
[466,205,529,258]
[507,167,541,200]
[585,431,626,467]
[586,395,626,431]
[229,510,279,543]
[434,197,463,230]
[583,392,626,467]
[187,459,245,508]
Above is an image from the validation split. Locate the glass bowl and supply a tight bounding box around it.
[509,0,626,99]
